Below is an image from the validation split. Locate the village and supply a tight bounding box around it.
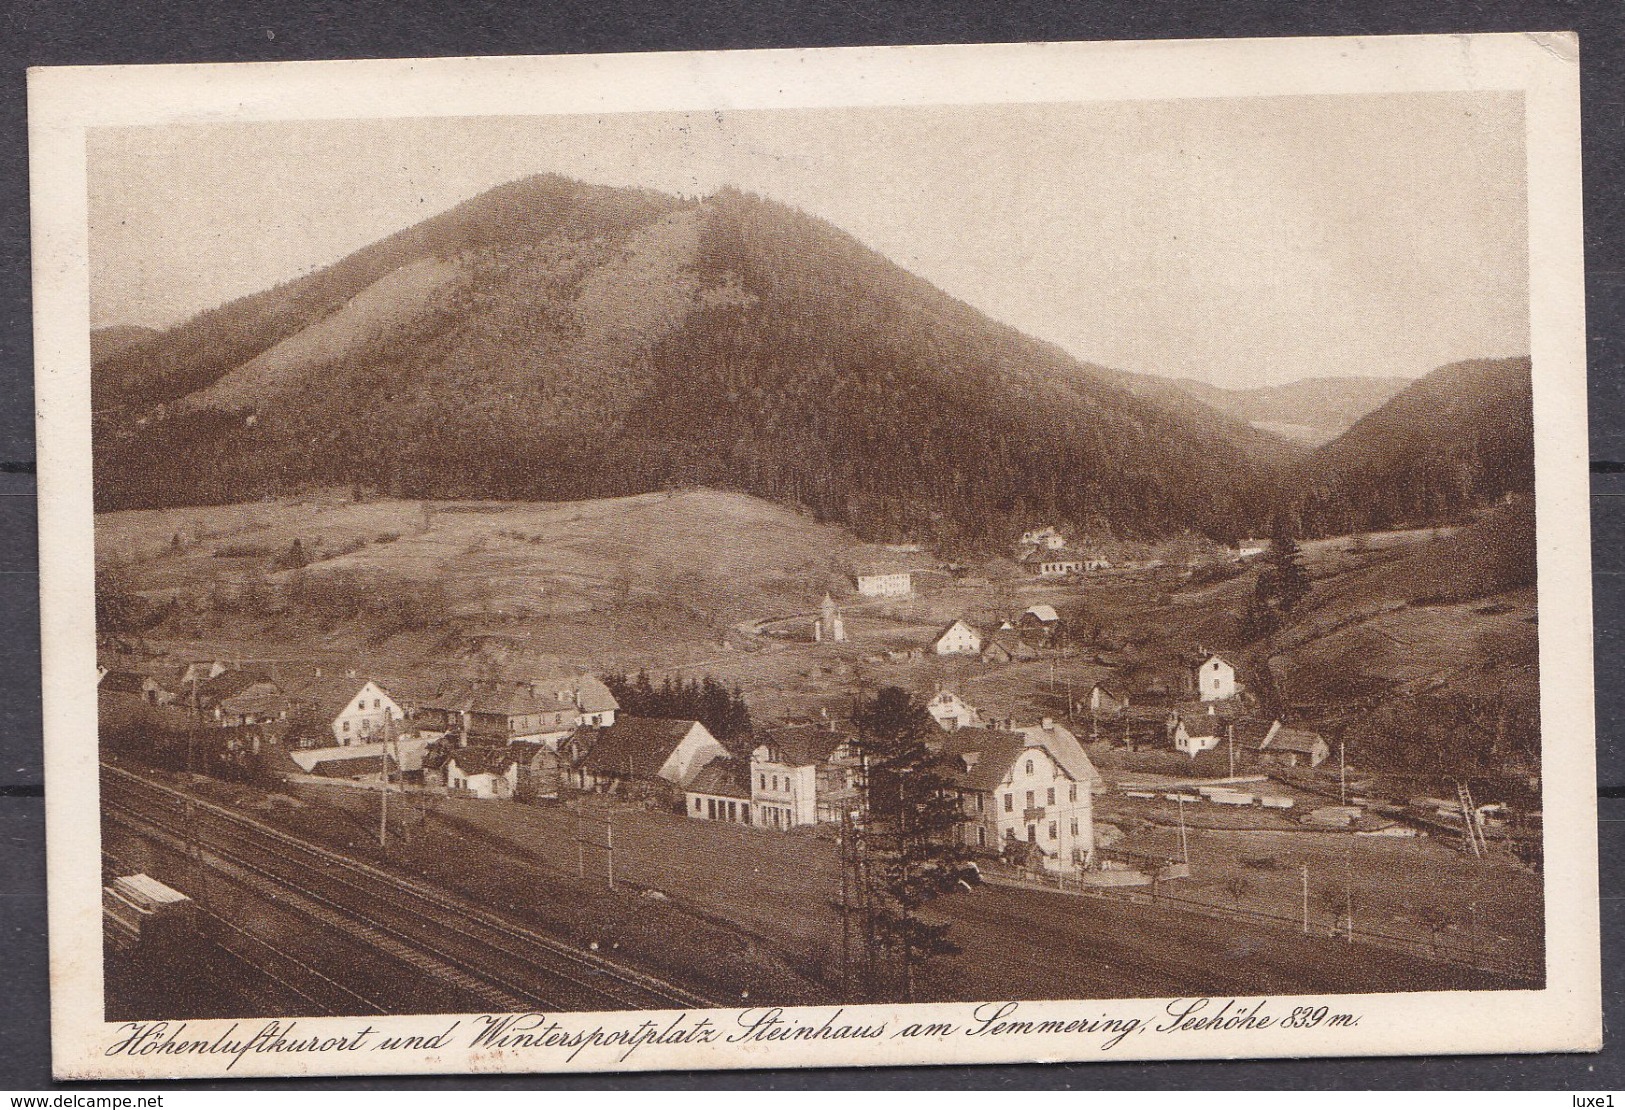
[97,508,1545,1012]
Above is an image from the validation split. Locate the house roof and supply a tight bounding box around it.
[448,746,520,777]
[579,717,699,779]
[100,670,151,694]
[934,728,1031,793]
[1014,722,1103,789]
[308,752,398,778]
[191,668,279,706]
[218,689,291,717]
[1174,712,1223,740]
[283,676,403,722]
[686,759,751,799]
[1022,605,1060,624]
[422,674,618,718]
[756,724,847,767]
[932,618,978,643]
[983,631,1037,659]
[1262,725,1327,755]
[574,675,619,714]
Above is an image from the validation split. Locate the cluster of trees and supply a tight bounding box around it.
[1243,518,1312,641]
[601,671,753,741]
[843,686,971,1002]
[1345,685,1541,779]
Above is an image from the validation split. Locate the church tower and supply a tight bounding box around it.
[814,592,847,643]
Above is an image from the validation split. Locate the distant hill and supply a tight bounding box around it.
[90,324,159,364]
[1166,375,1413,447]
[92,175,1294,546]
[1293,357,1533,536]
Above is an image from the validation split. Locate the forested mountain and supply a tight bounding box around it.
[1167,375,1413,447]
[92,175,1296,546]
[1291,357,1534,537]
[89,324,159,364]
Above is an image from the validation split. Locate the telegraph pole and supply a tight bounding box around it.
[606,814,615,891]
[1301,863,1309,934]
[1176,794,1190,867]
[1227,724,1235,779]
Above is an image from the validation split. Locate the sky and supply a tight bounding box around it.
[86,92,1528,389]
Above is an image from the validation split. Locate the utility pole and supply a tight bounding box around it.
[1301,863,1309,934]
[378,712,395,851]
[1176,794,1189,867]
[606,814,615,891]
[1227,724,1235,779]
[1340,740,1347,805]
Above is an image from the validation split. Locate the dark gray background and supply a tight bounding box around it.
[0,0,1618,1090]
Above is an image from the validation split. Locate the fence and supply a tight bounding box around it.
[981,866,1540,982]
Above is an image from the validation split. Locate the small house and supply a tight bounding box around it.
[445,747,520,800]
[1194,654,1238,702]
[685,760,753,825]
[981,630,1039,664]
[1038,555,1085,578]
[926,689,983,731]
[572,717,726,792]
[1170,708,1224,758]
[930,618,983,656]
[1258,721,1331,769]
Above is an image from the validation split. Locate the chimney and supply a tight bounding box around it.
[1041,716,1054,731]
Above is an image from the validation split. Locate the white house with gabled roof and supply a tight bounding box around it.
[1195,654,1238,702]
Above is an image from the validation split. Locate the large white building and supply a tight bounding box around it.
[328,679,407,745]
[938,720,1102,875]
[855,571,912,598]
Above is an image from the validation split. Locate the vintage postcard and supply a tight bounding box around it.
[30,34,1599,1080]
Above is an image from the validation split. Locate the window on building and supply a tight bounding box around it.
[1070,819,1079,836]
[1047,787,1055,805]
[742,806,751,825]
[342,721,350,732]
[1025,759,1033,775]
[727,801,736,821]
[1069,784,1078,802]
[1048,821,1058,840]
[1026,790,1034,808]
[1003,793,1013,812]
[358,701,365,710]
[977,827,986,847]
[760,773,767,790]
[707,798,716,820]
[976,793,984,813]
[694,797,702,813]
[374,699,380,709]
[1027,825,1036,842]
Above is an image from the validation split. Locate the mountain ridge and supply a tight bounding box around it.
[90,174,1522,549]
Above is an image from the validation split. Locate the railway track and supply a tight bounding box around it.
[102,843,387,1018]
[103,764,717,1014]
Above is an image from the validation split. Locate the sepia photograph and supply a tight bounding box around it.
[31,35,1599,1079]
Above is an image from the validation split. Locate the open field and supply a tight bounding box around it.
[152,770,1529,1006]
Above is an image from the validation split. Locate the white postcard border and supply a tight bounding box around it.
[30,33,1599,1080]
